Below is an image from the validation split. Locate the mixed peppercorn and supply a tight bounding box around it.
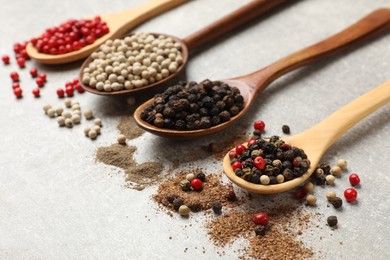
[230,135,310,185]
[140,79,244,130]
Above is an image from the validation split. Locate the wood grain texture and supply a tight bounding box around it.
[223,80,390,194]
[26,0,187,64]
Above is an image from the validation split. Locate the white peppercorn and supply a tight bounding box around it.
[117,134,126,144]
[65,118,73,128]
[326,175,336,185]
[186,173,195,182]
[55,107,64,115]
[326,191,336,201]
[93,125,101,134]
[303,182,314,193]
[331,166,342,177]
[260,175,270,185]
[178,205,190,217]
[88,129,97,139]
[337,159,348,170]
[94,118,102,126]
[64,98,72,108]
[71,114,81,124]
[84,109,93,120]
[57,116,65,126]
[47,108,56,118]
[276,174,284,184]
[84,126,91,136]
[306,195,317,206]
[43,104,52,114]
[62,111,72,119]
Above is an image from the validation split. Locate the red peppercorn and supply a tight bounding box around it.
[72,78,79,85]
[65,86,74,97]
[254,156,265,170]
[32,88,40,97]
[2,55,10,64]
[228,150,237,159]
[20,49,29,60]
[30,68,38,78]
[17,57,26,68]
[294,187,307,200]
[75,83,84,93]
[13,43,22,53]
[14,87,23,98]
[344,188,358,202]
[36,77,45,87]
[12,83,20,89]
[226,190,237,201]
[280,143,291,151]
[247,139,257,147]
[254,120,265,131]
[65,81,74,88]
[231,161,242,171]
[191,178,203,191]
[39,73,47,82]
[10,72,19,82]
[57,88,65,98]
[235,144,246,155]
[253,212,269,226]
[349,174,360,186]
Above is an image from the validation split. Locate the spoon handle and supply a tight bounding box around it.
[183,0,290,51]
[241,8,390,90]
[298,81,390,152]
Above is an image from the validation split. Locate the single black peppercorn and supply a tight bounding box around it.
[219,111,231,122]
[254,226,266,236]
[167,194,178,204]
[172,198,184,211]
[282,125,291,134]
[330,197,343,209]
[315,175,326,185]
[211,202,222,214]
[189,203,202,212]
[196,171,206,182]
[327,216,338,227]
[320,163,331,175]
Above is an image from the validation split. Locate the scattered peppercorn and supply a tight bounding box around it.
[327,216,338,227]
[282,124,290,134]
[337,159,348,170]
[172,197,184,211]
[178,205,190,217]
[211,202,222,215]
[294,187,307,200]
[326,191,336,201]
[180,179,191,192]
[226,190,237,201]
[331,166,342,177]
[253,212,269,226]
[254,226,267,236]
[330,197,343,209]
[303,182,314,193]
[349,174,360,186]
[196,171,206,182]
[344,188,358,202]
[2,55,10,64]
[326,175,336,185]
[191,178,203,191]
[140,80,244,130]
[254,120,265,132]
[117,134,127,145]
[306,195,317,206]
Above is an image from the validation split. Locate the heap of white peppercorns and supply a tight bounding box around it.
[82,32,183,92]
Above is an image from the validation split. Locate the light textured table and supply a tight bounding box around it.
[1,0,390,259]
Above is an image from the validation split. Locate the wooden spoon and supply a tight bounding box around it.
[26,0,187,64]
[79,0,291,95]
[134,8,390,139]
[223,80,390,194]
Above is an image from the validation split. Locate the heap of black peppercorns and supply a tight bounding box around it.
[230,135,311,185]
[140,80,244,130]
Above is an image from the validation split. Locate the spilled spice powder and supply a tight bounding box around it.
[118,115,144,140]
[205,206,314,259]
[96,144,163,190]
[154,171,243,213]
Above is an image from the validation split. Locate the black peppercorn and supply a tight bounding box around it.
[172,198,184,211]
[211,202,222,214]
[164,118,174,129]
[175,120,186,130]
[219,111,231,122]
[254,226,266,236]
[315,175,326,185]
[283,168,294,181]
[320,163,331,175]
[196,171,206,182]
[189,203,202,212]
[167,194,178,204]
[282,125,290,134]
[327,215,338,227]
[163,107,175,118]
[330,197,343,209]
[154,118,164,128]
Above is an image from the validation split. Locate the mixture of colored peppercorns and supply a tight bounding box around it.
[230,135,310,185]
[140,79,244,130]
[31,16,109,55]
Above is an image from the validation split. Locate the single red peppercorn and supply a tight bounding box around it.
[20,49,29,60]
[280,143,291,151]
[253,212,269,226]
[65,86,74,97]
[32,88,40,97]
[191,178,203,191]
[226,190,237,201]
[349,174,360,186]
[254,156,265,170]
[231,161,242,171]
[13,43,22,53]
[75,83,84,93]
[235,144,246,155]
[30,68,38,78]
[57,88,65,98]
[14,87,23,98]
[10,72,19,82]
[254,120,265,132]
[247,139,257,147]
[228,150,237,159]
[294,187,307,200]
[65,81,74,88]
[17,57,26,68]
[12,83,20,89]
[36,77,45,87]
[39,73,47,82]
[2,55,10,64]
[344,188,358,202]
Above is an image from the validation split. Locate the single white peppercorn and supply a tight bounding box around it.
[306,195,317,206]
[326,175,336,185]
[326,191,336,201]
[47,108,56,118]
[84,109,93,120]
[337,159,348,170]
[276,174,284,184]
[72,104,80,111]
[88,129,97,139]
[55,107,64,116]
[71,114,81,124]
[117,134,126,144]
[186,173,195,182]
[84,126,91,136]
[65,118,73,128]
[43,104,52,114]
[94,118,102,126]
[303,182,314,193]
[178,205,190,217]
[62,111,72,119]
[57,116,65,127]
[93,125,101,134]
[331,166,342,177]
[260,175,270,185]
[64,98,72,108]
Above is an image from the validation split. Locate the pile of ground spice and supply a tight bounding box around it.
[206,206,314,259]
[117,115,144,140]
[96,144,163,190]
[153,171,243,213]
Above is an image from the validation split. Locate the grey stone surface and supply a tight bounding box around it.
[0,0,389,259]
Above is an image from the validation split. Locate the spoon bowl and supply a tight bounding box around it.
[223,80,390,194]
[26,0,187,64]
[134,8,390,139]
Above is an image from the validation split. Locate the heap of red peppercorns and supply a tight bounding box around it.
[31,16,109,55]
